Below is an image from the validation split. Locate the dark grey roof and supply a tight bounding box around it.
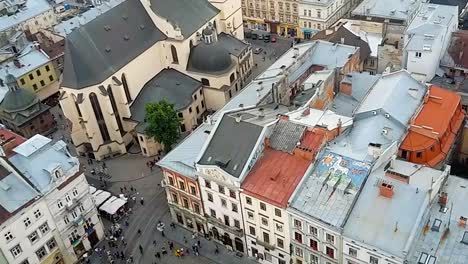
[198,115,263,178]
[269,119,305,153]
[0,88,38,113]
[217,32,249,57]
[62,0,166,89]
[149,0,219,37]
[130,69,202,122]
[187,41,233,74]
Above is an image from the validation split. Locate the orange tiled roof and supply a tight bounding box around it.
[0,129,26,158]
[241,129,326,208]
[401,85,464,152]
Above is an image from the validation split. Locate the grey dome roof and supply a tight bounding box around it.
[189,42,232,73]
[5,74,16,85]
[0,88,38,112]
[202,27,213,35]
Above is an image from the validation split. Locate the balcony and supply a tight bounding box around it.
[206,214,244,237]
[255,238,275,250]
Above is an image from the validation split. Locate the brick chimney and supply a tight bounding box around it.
[13,59,21,68]
[439,192,448,206]
[379,182,394,198]
[340,77,352,95]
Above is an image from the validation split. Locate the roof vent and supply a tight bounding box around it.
[105,46,111,52]
[122,14,128,20]
[385,113,390,119]
[123,35,130,41]
[104,25,111,31]
[372,110,377,115]
[379,182,394,198]
[176,82,180,86]
[139,24,145,30]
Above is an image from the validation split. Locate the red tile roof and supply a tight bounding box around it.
[0,129,26,158]
[241,128,326,208]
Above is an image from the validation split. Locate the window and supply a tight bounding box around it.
[326,233,334,244]
[294,232,302,243]
[349,247,357,257]
[121,73,132,103]
[40,80,45,86]
[36,69,41,76]
[295,246,303,257]
[182,198,189,209]
[35,246,47,260]
[229,190,236,198]
[218,186,225,194]
[201,100,205,108]
[90,93,111,142]
[20,78,25,85]
[10,244,22,258]
[4,231,14,242]
[28,231,39,244]
[107,85,125,136]
[432,218,442,232]
[249,226,256,236]
[416,152,422,158]
[308,10,311,16]
[46,238,57,251]
[201,78,210,86]
[189,107,192,113]
[180,124,186,132]
[172,193,178,204]
[194,94,197,101]
[369,256,379,264]
[29,73,33,80]
[265,252,272,262]
[317,24,321,30]
[196,106,200,114]
[260,202,266,211]
[232,203,238,212]
[303,10,307,16]
[276,223,283,232]
[224,215,230,226]
[178,180,186,191]
[72,188,79,197]
[193,203,201,214]
[310,239,318,250]
[64,217,70,225]
[171,45,179,63]
[168,176,175,186]
[210,209,216,217]
[277,238,284,248]
[32,84,38,91]
[263,232,270,244]
[415,52,422,58]
[310,254,319,264]
[274,208,281,217]
[246,197,252,205]
[65,194,71,203]
[221,198,227,207]
[79,204,85,213]
[205,180,211,189]
[23,217,31,228]
[304,21,307,27]
[294,219,302,230]
[309,225,317,236]
[45,65,50,72]
[72,210,78,218]
[178,112,183,118]
[234,219,240,228]
[316,9,321,18]
[20,260,29,264]
[247,211,254,220]
[68,230,79,244]
[190,185,197,195]
[207,193,213,202]
[326,246,334,259]
[261,217,268,226]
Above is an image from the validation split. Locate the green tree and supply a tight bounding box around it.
[145,100,180,152]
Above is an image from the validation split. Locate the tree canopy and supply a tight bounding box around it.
[145,100,180,152]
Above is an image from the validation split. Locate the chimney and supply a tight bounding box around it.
[379,182,394,198]
[13,59,21,68]
[368,143,383,158]
[258,108,265,118]
[340,75,352,95]
[459,216,467,228]
[325,29,334,35]
[439,192,448,206]
[235,114,242,123]
[341,37,345,44]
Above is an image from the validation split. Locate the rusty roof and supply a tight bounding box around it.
[446,30,468,68]
[401,85,465,152]
[241,128,326,208]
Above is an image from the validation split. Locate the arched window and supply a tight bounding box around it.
[171,45,179,64]
[121,73,132,103]
[230,73,235,83]
[89,93,111,142]
[107,85,125,136]
[189,40,194,50]
[201,78,210,86]
[213,20,217,30]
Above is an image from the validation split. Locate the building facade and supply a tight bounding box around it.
[0,0,57,35]
[242,0,299,36]
[60,0,251,160]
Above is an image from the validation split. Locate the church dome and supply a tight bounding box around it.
[0,88,38,112]
[189,41,233,73]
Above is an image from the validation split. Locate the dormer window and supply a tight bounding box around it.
[54,169,62,179]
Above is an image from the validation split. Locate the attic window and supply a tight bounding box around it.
[431,218,442,232]
[139,24,145,30]
[105,46,111,53]
[123,35,130,41]
[122,14,128,20]
[104,25,111,31]
[462,231,468,245]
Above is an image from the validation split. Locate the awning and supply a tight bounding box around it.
[93,190,111,207]
[99,196,127,215]
[302,29,319,34]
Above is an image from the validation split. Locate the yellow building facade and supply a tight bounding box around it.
[242,0,299,36]
[17,61,58,95]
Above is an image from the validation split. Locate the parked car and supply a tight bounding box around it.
[251,33,258,40]
[258,34,264,40]
[253,48,263,54]
[264,35,270,42]
[271,35,277,42]
[245,31,252,38]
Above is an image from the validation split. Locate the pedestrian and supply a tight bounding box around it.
[120,251,125,260]
[155,252,161,259]
[153,240,157,246]
[161,231,165,237]
[137,229,141,235]
[125,220,129,227]
[120,187,124,193]
[215,245,219,255]
[124,186,127,192]
[197,240,201,248]
[139,245,144,254]
[183,236,187,244]
[169,241,173,250]
[162,247,167,255]
[140,197,144,205]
